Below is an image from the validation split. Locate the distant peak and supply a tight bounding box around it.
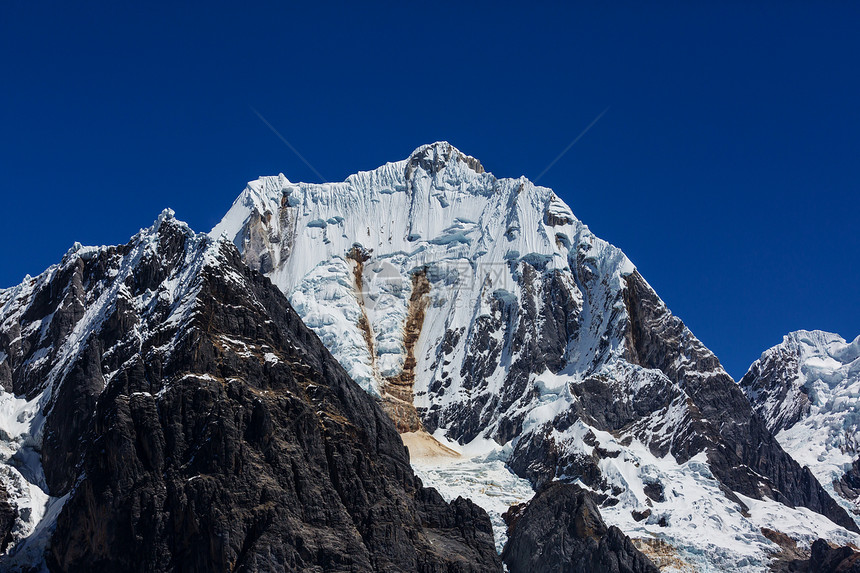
[406,141,484,176]
[148,208,197,245]
[783,329,845,348]
[157,207,176,225]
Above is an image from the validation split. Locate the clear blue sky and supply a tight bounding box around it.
[2,2,858,379]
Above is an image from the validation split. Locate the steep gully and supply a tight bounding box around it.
[347,245,431,435]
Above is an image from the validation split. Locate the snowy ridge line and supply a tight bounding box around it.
[42,211,211,411]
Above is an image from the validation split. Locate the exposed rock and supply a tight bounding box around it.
[630,538,691,571]
[740,330,860,525]
[642,482,664,503]
[631,509,651,522]
[381,269,431,433]
[836,457,860,502]
[0,482,16,554]
[739,338,809,435]
[405,141,485,179]
[809,539,860,572]
[501,482,658,573]
[0,214,501,571]
[775,538,860,572]
[762,527,808,570]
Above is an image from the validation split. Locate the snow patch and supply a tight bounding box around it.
[411,433,534,554]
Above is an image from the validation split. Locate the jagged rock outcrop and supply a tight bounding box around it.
[0,483,16,553]
[836,458,860,502]
[501,482,658,573]
[777,539,860,572]
[623,274,857,531]
[0,212,501,571]
[807,540,860,572]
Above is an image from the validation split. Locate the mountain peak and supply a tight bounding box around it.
[212,143,860,565]
[742,328,860,524]
[406,141,485,175]
[150,207,194,237]
[0,206,501,571]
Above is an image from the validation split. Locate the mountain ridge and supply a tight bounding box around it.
[0,142,856,570]
[0,209,503,571]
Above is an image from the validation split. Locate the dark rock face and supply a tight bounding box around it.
[0,215,501,571]
[738,343,808,435]
[0,483,16,553]
[808,539,860,572]
[0,257,87,398]
[499,268,855,539]
[622,271,858,533]
[424,253,856,540]
[835,457,860,501]
[501,482,658,573]
[776,539,860,572]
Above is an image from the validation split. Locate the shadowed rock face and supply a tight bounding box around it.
[807,540,860,573]
[0,215,501,571]
[0,484,16,553]
[835,458,860,502]
[502,482,658,573]
[775,538,860,572]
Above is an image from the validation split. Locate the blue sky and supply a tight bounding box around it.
[1,2,858,379]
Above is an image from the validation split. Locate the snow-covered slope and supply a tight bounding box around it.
[213,142,859,569]
[212,142,637,435]
[741,330,860,522]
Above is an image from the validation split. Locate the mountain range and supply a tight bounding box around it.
[0,142,857,572]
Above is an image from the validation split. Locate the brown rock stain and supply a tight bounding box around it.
[381,270,430,433]
[631,538,694,571]
[346,246,377,363]
[346,246,429,432]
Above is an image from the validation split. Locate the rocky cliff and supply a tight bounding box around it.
[502,482,658,573]
[0,211,501,571]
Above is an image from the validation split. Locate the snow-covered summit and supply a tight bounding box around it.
[742,330,860,433]
[741,329,860,522]
[213,144,859,569]
[404,141,486,175]
[212,141,632,402]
